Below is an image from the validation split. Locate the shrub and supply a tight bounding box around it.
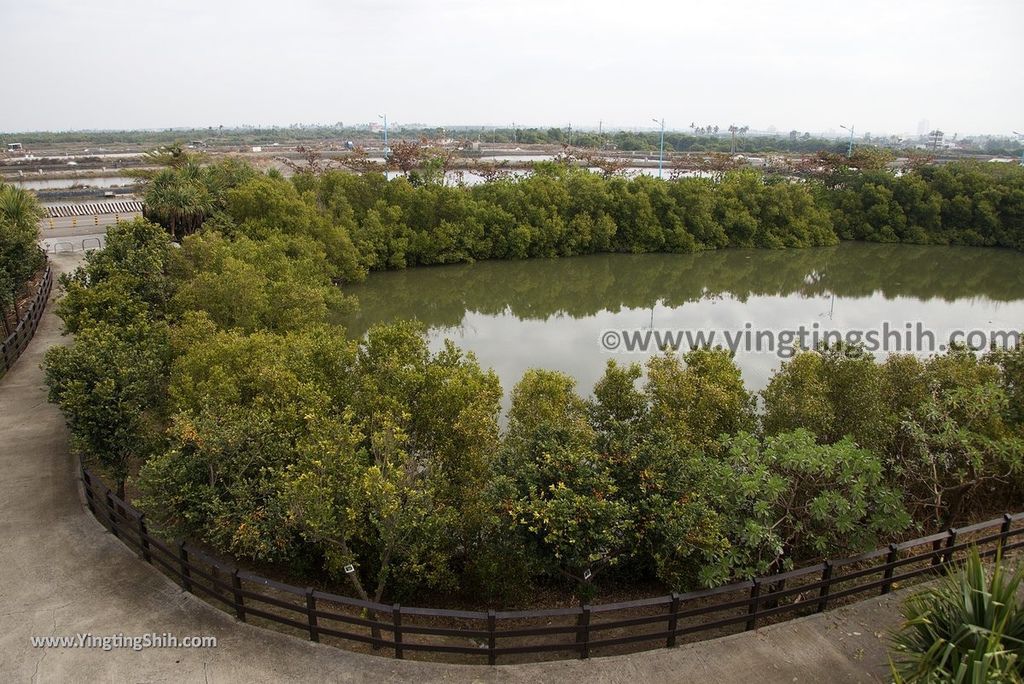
[0,183,44,324]
[890,548,1024,683]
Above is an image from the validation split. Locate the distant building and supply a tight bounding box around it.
[6,142,23,152]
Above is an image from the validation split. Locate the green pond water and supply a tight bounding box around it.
[337,243,1024,408]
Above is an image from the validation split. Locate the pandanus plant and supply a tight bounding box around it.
[889,547,1024,683]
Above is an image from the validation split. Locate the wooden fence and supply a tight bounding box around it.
[80,467,1024,664]
[1,264,52,374]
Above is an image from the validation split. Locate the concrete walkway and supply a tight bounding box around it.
[0,253,903,683]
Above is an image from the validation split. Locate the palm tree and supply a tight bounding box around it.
[0,183,43,231]
[142,167,212,241]
[128,144,205,182]
[144,143,197,169]
[0,183,44,331]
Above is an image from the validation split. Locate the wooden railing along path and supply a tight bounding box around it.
[1,264,52,374]
[81,468,1024,664]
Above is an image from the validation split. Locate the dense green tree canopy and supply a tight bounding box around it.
[43,157,1024,606]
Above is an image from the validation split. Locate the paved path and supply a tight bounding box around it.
[40,213,141,237]
[0,253,904,683]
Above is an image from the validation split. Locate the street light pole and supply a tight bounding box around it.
[840,124,855,158]
[378,114,389,159]
[652,118,665,178]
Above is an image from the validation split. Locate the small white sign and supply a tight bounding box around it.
[583,569,592,581]
[344,564,355,574]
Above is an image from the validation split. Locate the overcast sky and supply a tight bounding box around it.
[1,0,1021,135]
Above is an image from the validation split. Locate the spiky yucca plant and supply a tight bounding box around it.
[890,548,1024,683]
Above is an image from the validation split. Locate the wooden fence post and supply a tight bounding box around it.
[1000,514,1013,550]
[178,541,192,592]
[138,513,151,563]
[305,588,319,642]
[767,578,785,610]
[105,490,119,537]
[487,610,497,665]
[211,564,224,602]
[746,580,761,631]
[882,543,899,594]
[231,569,245,621]
[666,592,681,648]
[817,561,833,613]
[577,605,591,659]
[371,609,382,651]
[392,604,402,659]
[82,470,96,515]
[942,528,958,572]
[930,537,944,569]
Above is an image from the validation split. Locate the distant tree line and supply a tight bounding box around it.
[135,155,1024,277]
[7,125,1021,157]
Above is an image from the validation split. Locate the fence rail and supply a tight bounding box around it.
[46,200,144,218]
[1,264,52,373]
[80,467,1024,664]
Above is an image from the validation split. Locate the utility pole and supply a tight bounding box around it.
[840,124,855,158]
[651,118,665,178]
[1014,131,1023,166]
[378,113,389,159]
